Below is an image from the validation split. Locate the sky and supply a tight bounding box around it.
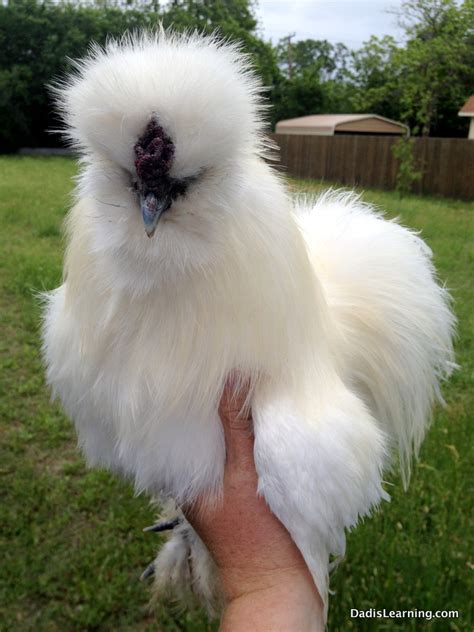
[255,1,405,49]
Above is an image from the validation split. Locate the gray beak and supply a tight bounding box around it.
[140,191,172,238]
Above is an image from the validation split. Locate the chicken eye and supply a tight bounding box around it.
[171,180,188,200]
[172,173,200,199]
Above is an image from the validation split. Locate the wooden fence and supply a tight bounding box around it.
[269,133,474,200]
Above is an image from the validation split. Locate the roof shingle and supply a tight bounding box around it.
[459,95,474,115]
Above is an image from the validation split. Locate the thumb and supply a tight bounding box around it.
[218,375,253,466]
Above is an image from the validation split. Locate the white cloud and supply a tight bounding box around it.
[255,0,404,49]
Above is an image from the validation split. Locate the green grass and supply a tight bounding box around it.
[0,157,472,631]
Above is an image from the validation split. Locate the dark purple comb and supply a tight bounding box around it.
[134,120,175,191]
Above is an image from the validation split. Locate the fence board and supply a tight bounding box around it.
[269,133,474,199]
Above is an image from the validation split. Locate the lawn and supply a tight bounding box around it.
[0,156,472,631]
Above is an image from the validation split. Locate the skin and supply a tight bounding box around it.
[185,379,325,632]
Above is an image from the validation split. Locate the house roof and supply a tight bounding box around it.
[275,114,408,136]
[458,95,474,116]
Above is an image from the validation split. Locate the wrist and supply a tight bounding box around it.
[219,567,324,632]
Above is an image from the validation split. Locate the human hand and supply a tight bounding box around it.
[184,378,324,631]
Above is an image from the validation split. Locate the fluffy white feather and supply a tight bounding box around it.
[42,31,455,620]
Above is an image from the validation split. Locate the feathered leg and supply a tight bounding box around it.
[146,511,222,616]
[143,517,182,534]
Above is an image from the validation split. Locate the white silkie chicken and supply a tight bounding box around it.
[42,31,455,620]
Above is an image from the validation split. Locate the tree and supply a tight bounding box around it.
[276,37,350,83]
[344,1,473,137]
[272,37,353,121]
[271,71,327,123]
[392,0,474,136]
[1,0,471,147]
[0,0,281,150]
[348,35,402,121]
[0,0,158,151]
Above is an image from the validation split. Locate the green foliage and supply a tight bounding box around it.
[391,136,423,198]
[348,0,474,137]
[394,0,474,137]
[1,156,473,630]
[349,35,402,121]
[0,0,279,150]
[273,37,353,121]
[0,0,159,151]
[0,0,472,148]
[276,37,349,82]
[271,70,326,123]
[275,0,474,134]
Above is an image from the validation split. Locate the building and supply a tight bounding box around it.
[458,96,474,139]
[275,114,408,136]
